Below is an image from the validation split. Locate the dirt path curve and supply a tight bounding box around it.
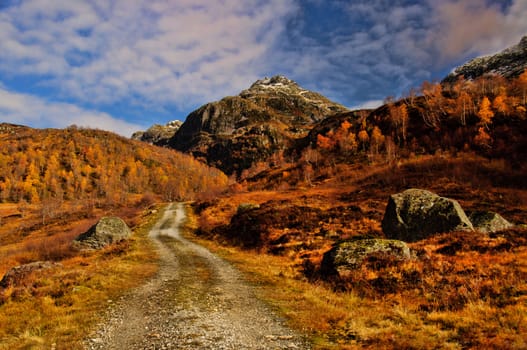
[85,203,310,350]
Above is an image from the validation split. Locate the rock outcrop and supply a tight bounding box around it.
[131,120,182,146]
[0,261,62,288]
[168,75,348,175]
[469,211,514,233]
[443,35,527,83]
[320,238,412,278]
[382,189,474,242]
[74,217,132,250]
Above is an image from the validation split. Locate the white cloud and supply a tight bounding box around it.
[0,0,298,110]
[427,0,527,61]
[280,0,527,106]
[0,87,143,137]
[350,99,384,111]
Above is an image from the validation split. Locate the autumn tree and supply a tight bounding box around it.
[358,129,369,151]
[371,126,385,155]
[516,68,527,106]
[492,88,510,116]
[389,104,409,144]
[474,127,492,148]
[420,81,445,127]
[316,132,336,150]
[477,96,494,128]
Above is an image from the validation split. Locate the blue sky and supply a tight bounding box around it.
[0,0,526,137]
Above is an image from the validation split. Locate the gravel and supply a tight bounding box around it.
[85,203,311,350]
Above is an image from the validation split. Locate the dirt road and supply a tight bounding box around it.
[85,203,310,349]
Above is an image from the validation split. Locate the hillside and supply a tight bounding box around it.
[444,35,527,83]
[0,124,228,205]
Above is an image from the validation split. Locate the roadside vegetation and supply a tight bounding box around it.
[0,200,163,349]
[192,152,527,349]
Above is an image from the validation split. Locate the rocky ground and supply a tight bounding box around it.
[84,203,310,350]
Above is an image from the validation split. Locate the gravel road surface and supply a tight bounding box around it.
[85,203,310,349]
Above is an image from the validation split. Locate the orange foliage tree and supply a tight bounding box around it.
[477,96,494,128]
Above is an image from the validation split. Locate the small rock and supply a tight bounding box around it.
[237,203,260,214]
[469,211,514,233]
[0,261,62,288]
[321,238,412,278]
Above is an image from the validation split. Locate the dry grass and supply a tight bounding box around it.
[190,154,527,349]
[0,202,163,349]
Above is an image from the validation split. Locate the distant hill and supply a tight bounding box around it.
[166,75,348,175]
[443,35,527,83]
[0,124,228,204]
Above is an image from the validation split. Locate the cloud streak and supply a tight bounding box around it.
[428,0,527,61]
[0,87,143,137]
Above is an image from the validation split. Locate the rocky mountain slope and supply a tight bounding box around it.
[443,35,527,83]
[131,120,182,146]
[167,75,348,175]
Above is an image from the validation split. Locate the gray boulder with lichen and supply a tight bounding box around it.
[382,188,474,242]
[320,238,412,277]
[74,217,132,250]
[469,211,514,233]
[0,261,62,288]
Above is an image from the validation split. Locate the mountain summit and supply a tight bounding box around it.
[167,75,348,175]
[443,35,527,83]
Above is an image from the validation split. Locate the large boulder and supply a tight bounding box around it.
[469,211,514,233]
[74,217,132,250]
[320,238,412,278]
[1,261,62,288]
[382,189,474,242]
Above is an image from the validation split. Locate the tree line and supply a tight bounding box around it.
[312,69,527,161]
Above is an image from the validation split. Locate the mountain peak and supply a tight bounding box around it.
[241,75,307,96]
[167,75,348,175]
[249,75,298,89]
[131,120,182,146]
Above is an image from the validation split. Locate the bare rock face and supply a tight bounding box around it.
[382,189,474,242]
[131,120,182,146]
[1,261,62,288]
[469,211,514,233]
[169,75,348,175]
[74,217,132,250]
[320,238,412,278]
[443,35,527,83]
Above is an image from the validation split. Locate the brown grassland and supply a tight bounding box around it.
[192,154,527,349]
[0,198,161,349]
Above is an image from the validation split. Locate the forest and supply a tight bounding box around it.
[0,125,228,206]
